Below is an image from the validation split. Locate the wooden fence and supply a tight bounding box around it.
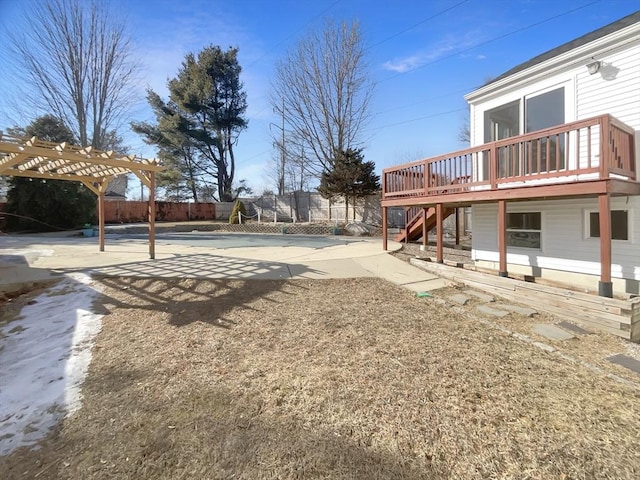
[103,201,216,223]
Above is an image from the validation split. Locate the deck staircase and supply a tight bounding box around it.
[393,206,455,243]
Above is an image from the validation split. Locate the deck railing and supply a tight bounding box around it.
[382,114,637,200]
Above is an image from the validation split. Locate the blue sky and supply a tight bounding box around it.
[0,0,638,195]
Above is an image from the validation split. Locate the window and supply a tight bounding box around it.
[483,101,520,180]
[484,100,520,143]
[525,87,566,172]
[507,212,541,248]
[589,210,629,240]
[481,86,568,178]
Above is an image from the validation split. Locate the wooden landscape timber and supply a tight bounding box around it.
[410,257,640,342]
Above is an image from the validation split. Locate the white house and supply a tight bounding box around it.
[464,12,639,297]
[381,11,640,298]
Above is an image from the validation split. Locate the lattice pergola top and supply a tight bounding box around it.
[0,131,163,195]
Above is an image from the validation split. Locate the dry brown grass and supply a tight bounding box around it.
[2,277,639,479]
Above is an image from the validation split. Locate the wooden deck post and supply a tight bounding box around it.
[436,203,443,263]
[498,200,507,277]
[382,206,388,251]
[455,207,460,246]
[404,209,408,244]
[598,193,613,297]
[422,207,428,247]
[98,190,105,252]
[149,171,156,260]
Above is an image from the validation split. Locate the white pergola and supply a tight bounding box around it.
[0,131,164,259]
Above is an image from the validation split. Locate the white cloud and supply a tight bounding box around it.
[382,32,485,73]
[382,55,424,73]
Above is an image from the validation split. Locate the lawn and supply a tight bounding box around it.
[1,277,639,479]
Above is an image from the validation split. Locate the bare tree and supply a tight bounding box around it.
[265,132,312,194]
[458,108,470,145]
[8,0,138,149]
[271,19,374,177]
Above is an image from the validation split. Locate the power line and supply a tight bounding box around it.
[247,0,473,124]
[369,0,471,49]
[244,0,341,70]
[372,86,473,117]
[365,107,467,133]
[378,0,603,83]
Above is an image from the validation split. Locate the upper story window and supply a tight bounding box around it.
[483,87,567,177]
[484,100,520,143]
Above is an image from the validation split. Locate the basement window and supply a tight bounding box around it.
[506,212,541,249]
[588,210,629,240]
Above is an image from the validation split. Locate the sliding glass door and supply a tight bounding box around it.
[482,86,566,180]
[525,87,565,173]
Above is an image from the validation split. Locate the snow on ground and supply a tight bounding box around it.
[0,272,103,456]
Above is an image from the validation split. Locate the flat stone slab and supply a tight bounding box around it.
[476,305,510,318]
[606,354,640,374]
[556,321,592,335]
[464,289,495,302]
[532,324,575,341]
[448,294,470,305]
[402,278,452,292]
[494,304,537,317]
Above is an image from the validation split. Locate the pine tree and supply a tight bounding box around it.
[318,148,380,221]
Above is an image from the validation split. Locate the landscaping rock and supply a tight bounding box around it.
[606,354,640,374]
[476,305,509,318]
[464,289,495,302]
[448,294,470,306]
[494,304,537,317]
[532,324,575,341]
[556,321,592,335]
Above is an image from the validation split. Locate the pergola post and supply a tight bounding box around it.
[149,171,156,260]
[382,206,388,251]
[598,193,613,297]
[498,200,508,277]
[436,203,443,263]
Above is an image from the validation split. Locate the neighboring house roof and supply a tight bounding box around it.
[486,11,640,87]
[105,174,128,197]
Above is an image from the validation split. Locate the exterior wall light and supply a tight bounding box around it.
[586,60,601,75]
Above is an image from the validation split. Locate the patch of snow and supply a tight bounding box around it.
[0,248,54,262]
[0,272,103,456]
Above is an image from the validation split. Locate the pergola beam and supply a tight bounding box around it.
[0,152,30,172]
[5,168,104,183]
[131,170,152,188]
[0,142,163,173]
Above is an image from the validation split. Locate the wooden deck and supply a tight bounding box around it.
[380,114,639,302]
[381,114,639,208]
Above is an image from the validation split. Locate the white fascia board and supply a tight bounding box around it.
[464,23,640,105]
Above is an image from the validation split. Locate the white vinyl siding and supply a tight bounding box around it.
[576,41,640,176]
[575,42,640,129]
[471,197,640,282]
[469,37,640,176]
[466,22,640,291]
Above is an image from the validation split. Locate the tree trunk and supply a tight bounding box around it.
[353,195,357,221]
[345,196,349,223]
